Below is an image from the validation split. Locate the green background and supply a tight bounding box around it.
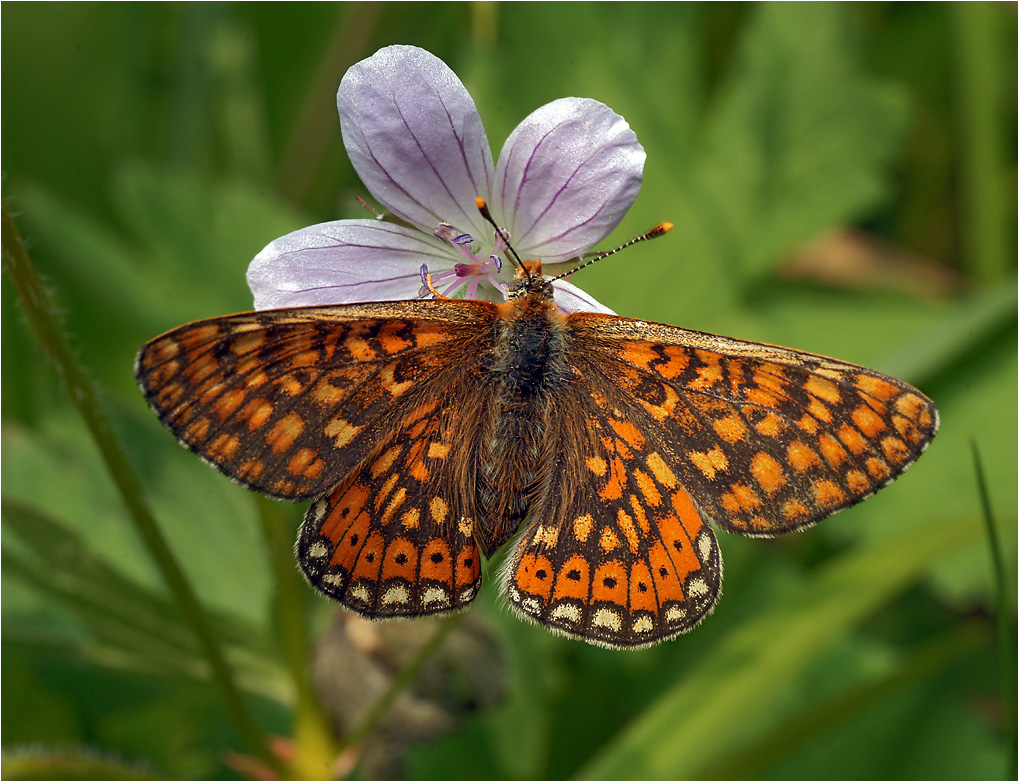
[3,3,1015,779]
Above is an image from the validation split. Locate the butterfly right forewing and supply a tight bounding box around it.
[137,298,529,620]
[136,300,490,500]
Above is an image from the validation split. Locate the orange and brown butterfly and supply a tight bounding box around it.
[135,196,938,649]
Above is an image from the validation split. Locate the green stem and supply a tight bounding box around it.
[255,497,337,778]
[970,441,1017,779]
[951,2,1006,283]
[1,205,282,776]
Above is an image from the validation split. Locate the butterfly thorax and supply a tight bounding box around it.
[474,263,567,555]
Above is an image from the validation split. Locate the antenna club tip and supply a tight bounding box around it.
[657,221,674,235]
[475,197,488,210]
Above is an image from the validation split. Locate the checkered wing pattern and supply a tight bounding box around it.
[505,312,938,648]
[137,300,501,617]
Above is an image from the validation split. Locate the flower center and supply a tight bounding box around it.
[421,222,510,300]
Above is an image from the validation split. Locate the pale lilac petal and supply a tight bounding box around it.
[338,45,495,239]
[492,98,645,263]
[552,278,616,314]
[247,220,456,309]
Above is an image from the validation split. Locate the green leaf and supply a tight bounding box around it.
[575,515,980,780]
[628,3,909,323]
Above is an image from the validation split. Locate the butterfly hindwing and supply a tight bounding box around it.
[505,346,724,648]
[297,388,490,618]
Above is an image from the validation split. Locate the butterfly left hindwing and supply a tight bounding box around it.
[505,309,938,648]
[504,364,723,648]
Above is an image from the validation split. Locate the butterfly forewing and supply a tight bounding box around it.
[577,315,939,537]
[136,301,484,500]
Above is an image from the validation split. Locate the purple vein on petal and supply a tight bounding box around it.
[435,89,492,219]
[287,271,420,294]
[384,80,491,232]
[516,129,628,246]
[345,113,426,222]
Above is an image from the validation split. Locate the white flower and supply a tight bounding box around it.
[248,45,645,313]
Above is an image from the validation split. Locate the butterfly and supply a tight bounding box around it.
[135,235,938,649]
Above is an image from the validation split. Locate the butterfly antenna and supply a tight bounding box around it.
[475,198,530,278]
[550,222,674,282]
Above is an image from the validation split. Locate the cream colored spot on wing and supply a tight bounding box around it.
[592,608,622,631]
[551,603,583,625]
[430,496,449,524]
[325,416,362,448]
[687,577,710,597]
[520,596,542,615]
[697,534,714,562]
[632,616,654,634]
[665,605,687,622]
[311,500,327,524]
[382,584,410,605]
[689,446,729,480]
[646,452,678,489]
[422,587,450,607]
[312,380,345,407]
[534,525,559,547]
[322,573,344,588]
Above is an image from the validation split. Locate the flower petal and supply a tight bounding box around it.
[552,278,616,315]
[247,220,456,309]
[338,45,495,239]
[492,97,645,263]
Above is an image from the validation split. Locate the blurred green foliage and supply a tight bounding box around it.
[2,3,1015,779]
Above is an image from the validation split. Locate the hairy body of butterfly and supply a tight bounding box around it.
[136,263,938,649]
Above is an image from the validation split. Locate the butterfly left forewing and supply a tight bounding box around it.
[571,314,939,537]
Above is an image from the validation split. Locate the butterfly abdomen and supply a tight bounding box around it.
[473,293,569,555]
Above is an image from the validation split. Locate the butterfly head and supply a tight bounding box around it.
[506,260,553,301]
